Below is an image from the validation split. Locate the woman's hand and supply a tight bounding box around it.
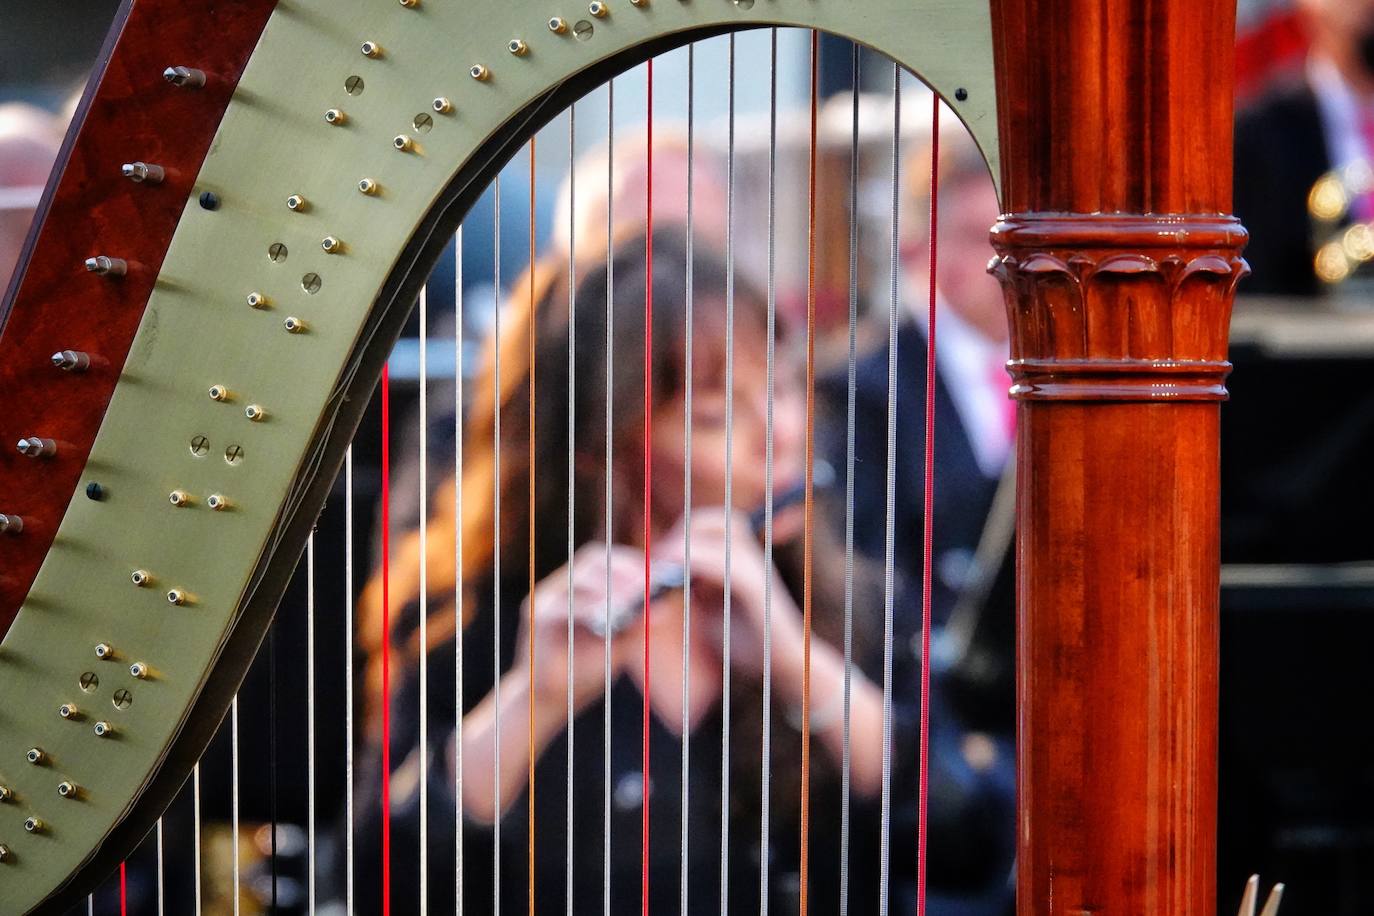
[659,508,808,690]
[510,542,645,715]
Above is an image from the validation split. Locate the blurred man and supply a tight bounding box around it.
[1235,0,1374,295]
[820,110,1016,914]
[0,103,61,294]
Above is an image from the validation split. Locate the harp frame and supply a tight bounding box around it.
[0,1,1245,913]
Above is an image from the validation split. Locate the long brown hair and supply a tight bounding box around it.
[359,225,763,733]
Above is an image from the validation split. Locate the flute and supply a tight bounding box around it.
[586,460,836,637]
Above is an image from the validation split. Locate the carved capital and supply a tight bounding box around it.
[990,215,1249,401]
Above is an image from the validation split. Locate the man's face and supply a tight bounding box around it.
[935,172,1006,343]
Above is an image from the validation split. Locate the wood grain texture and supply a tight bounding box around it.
[0,0,278,638]
[989,1,1245,912]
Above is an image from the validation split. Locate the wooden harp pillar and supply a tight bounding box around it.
[989,1,1248,912]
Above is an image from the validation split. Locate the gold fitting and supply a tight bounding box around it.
[168,490,191,507]
[361,40,383,58]
[324,108,347,125]
[359,177,380,195]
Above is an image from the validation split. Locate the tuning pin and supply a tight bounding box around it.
[360,40,383,58]
[23,817,43,834]
[432,97,453,114]
[392,135,414,152]
[52,350,91,371]
[93,643,114,660]
[25,748,45,765]
[16,437,56,458]
[121,161,165,184]
[168,490,191,507]
[93,720,113,737]
[0,515,22,535]
[163,66,206,88]
[84,256,127,276]
[57,781,79,799]
[129,662,149,679]
[321,236,344,253]
[0,785,11,801]
[324,108,347,126]
[283,316,307,334]
[58,703,79,720]
[508,38,529,56]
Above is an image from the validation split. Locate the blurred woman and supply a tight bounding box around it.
[351,225,1007,913]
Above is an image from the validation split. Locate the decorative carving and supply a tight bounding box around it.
[991,215,1250,400]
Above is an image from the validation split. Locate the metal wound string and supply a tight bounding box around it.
[528,135,539,915]
[602,77,616,916]
[640,58,655,916]
[420,281,430,915]
[381,362,393,915]
[308,532,317,913]
[760,27,779,916]
[345,446,356,913]
[719,34,737,915]
[454,223,466,916]
[679,41,695,916]
[566,104,578,916]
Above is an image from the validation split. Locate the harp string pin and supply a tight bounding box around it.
[129,662,149,679]
[84,256,127,276]
[393,135,414,152]
[94,643,114,660]
[589,1,609,17]
[245,404,266,421]
[321,235,344,252]
[25,748,45,765]
[509,39,529,56]
[163,66,206,88]
[57,782,78,798]
[167,588,186,606]
[0,785,11,801]
[23,817,42,833]
[283,316,307,333]
[207,494,229,511]
[470,64,490,81]
[361,40,383,58]
[121,162,165,184]
[130,569,152,587]
[93,720,113,737]
[16,437,56,458]
[168,490,191,507]
[0,514,22,535]
[549,16,568,32]
[431,97,452,114]
[51,350,91,371]
[58,703,79,720]
[0,844,10,862]
[324,108,347,125]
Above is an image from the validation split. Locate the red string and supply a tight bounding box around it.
[917,95,940,916]
[640,56,655,916]
[381,364,392,915]
[119,860,126,915]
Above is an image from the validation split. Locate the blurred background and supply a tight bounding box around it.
[4,1,1374,913]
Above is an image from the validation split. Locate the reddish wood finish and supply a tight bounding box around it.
[989,1,1247,912]
[0,0,277,637]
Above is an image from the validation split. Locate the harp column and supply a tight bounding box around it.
[989,0,1248,913]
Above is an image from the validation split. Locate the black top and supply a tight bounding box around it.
[346,561,1013,913]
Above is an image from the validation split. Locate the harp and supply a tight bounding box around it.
[0,0,1246,913]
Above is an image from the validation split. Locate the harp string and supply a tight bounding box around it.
[156,816,165,916]
[194,763,202,916]
[839,41,862,916]
[640,57,655,916]
[269,618,278,909]
[799,28,821,914]
[719,34,737,915]
[917,91,941,916]
[528,133,539,915]
[565,104,578,916]
[491,170,502,916]
[420,281,430,915]
[680,41,695,916]
[345,445,356,914]
[878,61,902,915]
[602,76,615,916]
[307,530,318,913]
[120,860,126,916]
[381,362,393,916]
[760,26,780,914]
[454,222,465,916]
[231,695,241,916]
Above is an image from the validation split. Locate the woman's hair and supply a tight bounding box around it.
[359,224,766,733]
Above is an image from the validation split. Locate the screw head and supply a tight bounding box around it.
[360,40,382,58]
[0,514,23,536]
[358,177,380,195]
[955,87,969,101]
[25,748,44,765]
[94,643,113,659]
[86,482,105,501]
[129,662,148,679]
[324,108,346,125]
[301,272,322,294]
[57,781,77,798]
[393,134,414,152]
[131,569,152,587]
[199,191,220,210]
[93,720,113,737]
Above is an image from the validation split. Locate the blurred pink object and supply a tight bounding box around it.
[0,103,63,294]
